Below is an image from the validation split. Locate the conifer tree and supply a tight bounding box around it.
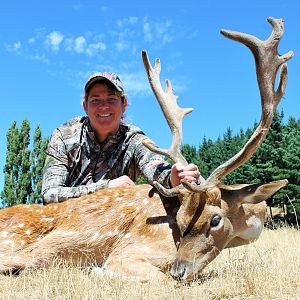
[207,137,225,175]
[253,111,284,183]
[273,116,300,220]
[282,117,300,200]
[1,122,19,206]
[197,137,215,178]
[16,119,32,204]
[1,120,49,206]
[30,125,48,204]
[181,144,199,166]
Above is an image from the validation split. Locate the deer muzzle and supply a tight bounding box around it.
[170,260,188,281]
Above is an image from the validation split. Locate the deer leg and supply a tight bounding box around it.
[99,255,169,282]
[5,229,103,273]
[0,253,28,275]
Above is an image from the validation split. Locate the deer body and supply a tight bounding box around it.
[0,184,178,279]
[0,180,286,281]
[0,17,293,282]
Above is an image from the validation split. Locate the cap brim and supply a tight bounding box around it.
[85,76,123,93]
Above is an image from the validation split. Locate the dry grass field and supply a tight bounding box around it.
[0,226,299,300]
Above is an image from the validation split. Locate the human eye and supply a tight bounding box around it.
[108,98,118,104]
[90,98,101,105]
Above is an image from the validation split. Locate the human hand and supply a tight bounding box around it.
[170,163,200,187]
[108,175,135,187]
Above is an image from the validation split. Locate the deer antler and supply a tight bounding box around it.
[142,18,293,195]
[206,17,293,185]
[142,50,193,165]
[142,50,200,196]
[185,17,293,192]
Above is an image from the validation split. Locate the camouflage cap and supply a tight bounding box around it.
[84,72,124,94]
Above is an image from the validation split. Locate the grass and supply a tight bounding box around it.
[1,227,299,300]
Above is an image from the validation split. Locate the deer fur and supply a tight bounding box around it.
[0,180,287,281]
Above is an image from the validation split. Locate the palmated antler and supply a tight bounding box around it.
[142,50,200,196]
[185,17,293,193]
[207,17,293,184]
[142,50,193,165]
[143,17,293,196]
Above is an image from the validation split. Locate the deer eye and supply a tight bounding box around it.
[210,215,221,227]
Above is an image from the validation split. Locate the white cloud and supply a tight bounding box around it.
[46,31,64,52]
[27,27,46,45]
[3,16,197,89]
[64,36,106,56]
[120,69,186,98]
[155,20,172,34]
[115,41,129,52]
[13,41,21,50]
[28,37,35,44]
[64,38,74,52]
[117,17,138,28]
[6,16,190,61]
[74,36,86,53]
[120,72,150,96]
[117,19,125,28]
[154,20,173,45]
[186,30,199,39]
[5,41,22,52]
[141,19,182,46]
[162,34,172,45]
[28,53,49,64]
[86,42,106,56]
[143,22,152,42]
[129,17,138,25]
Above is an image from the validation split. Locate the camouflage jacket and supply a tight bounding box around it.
[42,116,172,203]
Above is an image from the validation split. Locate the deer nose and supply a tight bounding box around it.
[170,265,187,281]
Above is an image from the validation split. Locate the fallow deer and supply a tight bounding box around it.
[0,17,293,282]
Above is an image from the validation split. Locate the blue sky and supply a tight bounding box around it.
[0,0,299,191]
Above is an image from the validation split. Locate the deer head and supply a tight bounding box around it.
[142,17,293,281]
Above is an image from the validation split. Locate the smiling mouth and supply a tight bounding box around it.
[97,113,112,118]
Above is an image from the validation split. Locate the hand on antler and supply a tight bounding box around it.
[170,163,200,187]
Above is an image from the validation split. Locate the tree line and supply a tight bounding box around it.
[180,111,300,224]
[1,111,299,223]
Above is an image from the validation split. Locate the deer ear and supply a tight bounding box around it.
[176,194,200,236]
[221,179,288,205]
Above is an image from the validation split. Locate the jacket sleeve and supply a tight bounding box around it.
[41,129,109,204]
[131,134,172,188]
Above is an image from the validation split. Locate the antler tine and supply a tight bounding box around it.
[142,50,196,197]
[205,17,294,186]
[142,50,193,166]
[151,181,183,197]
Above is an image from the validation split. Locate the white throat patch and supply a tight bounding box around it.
[239,215,263,241]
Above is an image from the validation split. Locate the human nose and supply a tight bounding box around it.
[92,100,111,108]
[98,100,110,107]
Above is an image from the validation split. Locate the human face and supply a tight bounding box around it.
[83,82,127,142]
